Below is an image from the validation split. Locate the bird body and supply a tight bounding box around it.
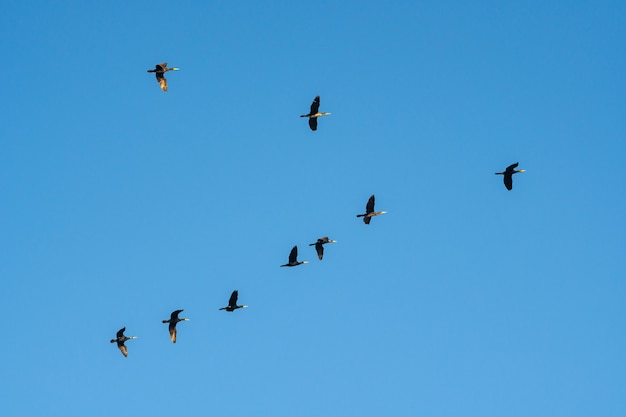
[147,62,179,92]
[219,290,248,312]
[162,309,189,343]
[110,327,136,357]
[309,237,337,260]
[356,195,387,224]
[495,162,526,190]
[300,96,330,131]
[280,245,308,267]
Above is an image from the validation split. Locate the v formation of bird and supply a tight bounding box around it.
[113,65,527,357]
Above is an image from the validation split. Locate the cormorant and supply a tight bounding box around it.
[300,96,330,131]
[309,237,337,260]
[356,194,387,224]
[280,245,308,267]
[162,309,189,343]
[495,162,525,190]
[147,62,179,92]
[110,327,136,357]
[219,290,248,312]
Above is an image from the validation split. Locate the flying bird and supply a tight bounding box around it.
[495,162,526,190]
[110,327,136,357]
[162,309,189,343]
[280,245,308,267]
[356,194,387,224]
[300,96,331,131]
[147,62,179,92]
[309,237,337,260]
[219,290,248,312]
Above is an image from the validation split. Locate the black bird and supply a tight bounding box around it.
[280,245,308,267]
[219,290,248,312]
[495,162,526,190]
[147,62,179,92]
[356,194,387,224]
[162,309,189,343]
[110,327,136,357]
[309,237,337,260]
[300,96,330,131]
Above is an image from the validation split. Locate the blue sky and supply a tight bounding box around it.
[1,1,625,416]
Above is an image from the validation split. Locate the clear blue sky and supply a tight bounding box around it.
[2,1,625,416]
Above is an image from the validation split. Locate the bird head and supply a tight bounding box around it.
[129,336,137,339]
[518,169,526,173]
[241,305,248,309]
[183,318,190,321]
[380,211,388,215]
[329,239,337,243]
[302,261,309,264]
[171,68,180,71]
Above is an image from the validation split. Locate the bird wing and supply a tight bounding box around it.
[363,216,372,224]
[228,290,239,308]
[503,174,513,190]
[308,117,317,131]
[366,195,375,214]
[118,344,128,357]
[156,63,167,71]
[158,75,168,92]
[171,310,183,320]
[506,162,519,173]
[288,246,298,264]
[315,241,324,260]
[116,327,126,338]
[310,96,320,114]
[169,323,177,343]
[319,237,330,243]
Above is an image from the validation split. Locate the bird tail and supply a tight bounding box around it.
[110,339,116,343]
[356,214,365,217]
[162,320,169,323]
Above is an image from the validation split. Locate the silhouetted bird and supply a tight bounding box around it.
[280,245,308,267]
[495,162,526,190]
[219,290,248,312]
[356,194,387,224]
[147,62,179,92]
[162,309,189,343]
[300,96,330,131]
[110,327,136,357]
[309,237,337,260]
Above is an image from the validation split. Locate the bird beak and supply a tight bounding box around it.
[519,169,526,172]
[381,211,388,214]
[172,68,180,70]
[242,305,248,308]
[330,240,337,243]
[303,261,309,264]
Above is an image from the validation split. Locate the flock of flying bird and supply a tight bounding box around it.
[110,62,527,357]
